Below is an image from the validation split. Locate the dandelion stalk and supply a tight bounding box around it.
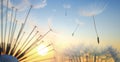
[15,5,32,42]
[20,47,54,61]
[13,32,25,56]
[21,26,37,51]
[20,44,51,60]
[10,9,18,43]
[8,7,14,44]
[4,0,9,53]
[16,29,51,59]
[1,0,3,47]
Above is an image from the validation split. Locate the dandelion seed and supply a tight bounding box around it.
[93,16,100,44]
[63,4,71,16]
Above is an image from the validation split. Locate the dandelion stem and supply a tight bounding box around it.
[8,7,14,44]
[4,0,9,53]
[10,9,17,43]
[20,26,37,52]
[1,0,3,47]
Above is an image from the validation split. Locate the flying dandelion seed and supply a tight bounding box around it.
[63,4,71,16]
[0,0,55,62]
[47,17,58,34]
[79,0,108,44]
[93,16,100,44]
[72,19,84,36]
[80,0,108,16]
[48,17,53,31]
[72,24,79,36]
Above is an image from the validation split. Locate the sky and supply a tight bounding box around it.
[0,0,120,62]
[1,0,120,51]
[28,0,120,49]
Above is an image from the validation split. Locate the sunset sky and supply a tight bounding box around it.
[1,0,120,51]
[0,0,120,62]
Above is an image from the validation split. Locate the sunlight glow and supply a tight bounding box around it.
[37,44,49,56]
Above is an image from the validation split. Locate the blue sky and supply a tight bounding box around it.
[1,0,120,49]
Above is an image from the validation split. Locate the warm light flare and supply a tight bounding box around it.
[37,44,48,56]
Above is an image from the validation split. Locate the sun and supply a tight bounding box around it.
[37,44,49,56]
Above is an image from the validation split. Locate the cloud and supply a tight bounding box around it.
[25,0,47,9]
